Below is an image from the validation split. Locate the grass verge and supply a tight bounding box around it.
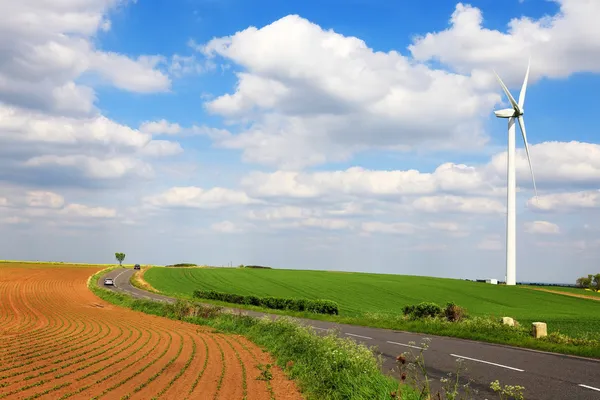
[88,267,416,400]
[129,290,600,360]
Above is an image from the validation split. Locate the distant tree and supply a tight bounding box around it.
[593,274,600,292]
[576,276,591,288]
[115,252,126,266]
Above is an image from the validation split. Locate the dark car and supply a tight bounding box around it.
[134,264,141,270]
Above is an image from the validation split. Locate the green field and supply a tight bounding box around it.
[528,285,600,298]
[144,267,600,340]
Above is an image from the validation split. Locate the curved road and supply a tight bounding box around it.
[100,268,600,400]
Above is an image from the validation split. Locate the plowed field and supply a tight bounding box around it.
[0,265,302,400]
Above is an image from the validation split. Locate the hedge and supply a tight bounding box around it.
[192,289,339,315]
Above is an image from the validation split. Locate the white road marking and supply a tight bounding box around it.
[345,333,373,340]
[112,270,128,288]
[387,341,427,350]
[579,384,600,392]
[450,354,524,372]
[311,327,329,331]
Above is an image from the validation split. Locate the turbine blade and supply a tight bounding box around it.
[493,70,520,113]
[518,58,531,110]
[517,116,538,198]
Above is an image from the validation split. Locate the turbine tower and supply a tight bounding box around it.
[493,60,538,286]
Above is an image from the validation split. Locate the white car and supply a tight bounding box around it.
[104,278,114,286]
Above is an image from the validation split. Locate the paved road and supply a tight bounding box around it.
[100,269,600,400]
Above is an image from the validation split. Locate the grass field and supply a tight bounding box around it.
[527,285,600,298]
[144,267,600,340]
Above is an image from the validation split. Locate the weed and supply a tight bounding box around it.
[256,363,273,381]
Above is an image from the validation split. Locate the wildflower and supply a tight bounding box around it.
[390,391,397,398]
[396,354,406,364]
[401,372,407,381]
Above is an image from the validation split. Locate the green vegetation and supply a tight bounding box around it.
[527,285,600,298]
[165,263,197,267]
[114,252,126,266]
[87,268,416,400]
[143,267,600,358]
[192,289,339,315]
[575,273,600,291]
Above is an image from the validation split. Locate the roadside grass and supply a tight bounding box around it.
[141,267,600,359]
[88,267,417,400]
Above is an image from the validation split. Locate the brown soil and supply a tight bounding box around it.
[0,264,304,400]
[525,287,600,301]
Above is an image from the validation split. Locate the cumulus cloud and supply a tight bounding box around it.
[524,221,560,234]
[139,119,182,135]
[361,221,417,235]
[527,190,600,212]
[241,164,492,199]
[409,1,600,85]
[0,1,171,116]
[144,187,258,209]
[138,140,184,157]
[26,191,65,209]
[23,155,153,181]
[196,14,499,168]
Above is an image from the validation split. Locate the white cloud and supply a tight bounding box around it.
[241,164,491,199]
[527,190,600,212]
[488,142,600,187]
[59,204,117,219]
[411,195,504,214]
[524,221,560,234]
[0,105,150,149]
[211,220,243,233]
[89,53,170,93]
[144,187,258,209]
[139,140,184,157]
[0,197,8,207]
[409,1,600,85]
[24,155,153,180]
[139,119,182,135]
[26,191,65,209]
[0,1,171,115]
[361,221,417,235]
[2,216,29,225]
[198,14,499,168]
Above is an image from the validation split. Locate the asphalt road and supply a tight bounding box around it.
[100,268,600,400]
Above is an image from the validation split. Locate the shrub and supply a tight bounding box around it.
[244,265,272,269]
[166,263,197,267]
[403,302,443,319]
[444,302,467,322]
[192,289,339,315]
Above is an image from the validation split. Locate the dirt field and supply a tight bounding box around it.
[0,264,302,400]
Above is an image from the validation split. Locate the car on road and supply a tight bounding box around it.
[104,278,114,286]
[134,264,141,270]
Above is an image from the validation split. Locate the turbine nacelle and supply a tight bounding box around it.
[494,108,519,118]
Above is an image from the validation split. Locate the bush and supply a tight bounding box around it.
[444,302,467,322]
[403,302,443,319]
[166,263,197,267]
[192,289,339,315]
[244,265,272,269]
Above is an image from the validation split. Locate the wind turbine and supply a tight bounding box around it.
[493,59,538,286]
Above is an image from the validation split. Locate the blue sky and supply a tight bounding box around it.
[1,0,600,283]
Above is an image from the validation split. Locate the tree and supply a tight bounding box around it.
[593,274,600,292]
[115,252,126,266]
[576,276,591,288]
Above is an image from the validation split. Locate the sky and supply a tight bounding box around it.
[1,0,600,283]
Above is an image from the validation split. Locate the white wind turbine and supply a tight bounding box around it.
[493,59,538,286]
